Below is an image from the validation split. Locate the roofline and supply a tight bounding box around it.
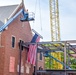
[8,2,23,19]
[0,4,18,7]
[0,9,23,32]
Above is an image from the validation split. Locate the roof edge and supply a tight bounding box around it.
[0,9,23,32]
[8,2,23,19]
[0,4,19,7]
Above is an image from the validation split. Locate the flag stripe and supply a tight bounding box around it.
[30,45,37,64]
[32,36,40,65]
[27,33,40,65]
[27,45,33,62]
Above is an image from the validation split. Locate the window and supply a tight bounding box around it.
[12,36,15,48]
[19,40,24,50]
[40,52,42,60]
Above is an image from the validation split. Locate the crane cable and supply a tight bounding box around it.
[33,0,43,32]
[39,0,42,31]
[34,0,37,18]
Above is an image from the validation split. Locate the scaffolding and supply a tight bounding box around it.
[20,40,76,75]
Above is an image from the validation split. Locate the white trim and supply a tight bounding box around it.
[5,19,8,30]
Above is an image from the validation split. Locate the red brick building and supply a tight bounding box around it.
[0,2,44,75]
[0,2,33,75]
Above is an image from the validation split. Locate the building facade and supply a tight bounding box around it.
[0,2,44,75]
[0,3,34,75]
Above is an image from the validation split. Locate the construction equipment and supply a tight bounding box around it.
[45,0,62,69]
[49,0,60,41]
[44,52,71,70]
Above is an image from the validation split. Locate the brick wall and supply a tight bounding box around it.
[0,47,5,75]
[37,53,45,70]
[0,5,45,75]
[0,7,33,75]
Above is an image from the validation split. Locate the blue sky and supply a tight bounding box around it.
[0,0,76,41]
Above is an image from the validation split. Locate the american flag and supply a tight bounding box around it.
[27,33,40,65]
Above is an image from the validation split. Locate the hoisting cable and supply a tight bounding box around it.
[34,0,37,14]
[33,0,43,33]
[39,0,42,31]
[33,0,38,28]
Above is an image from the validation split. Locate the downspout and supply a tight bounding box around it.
[0,32,2,47]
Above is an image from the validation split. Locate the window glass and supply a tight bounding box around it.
[40,52,42,60]
[12,36,15,48]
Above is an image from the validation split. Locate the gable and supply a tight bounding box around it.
[0,2,34,32]
[0,9,23,32]
[0,5,18,27]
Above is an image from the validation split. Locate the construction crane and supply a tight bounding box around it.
[48,0,62,69]
[49,0,60,41]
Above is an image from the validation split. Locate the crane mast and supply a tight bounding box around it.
[49,0,62,69]
[49,0,60,41]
